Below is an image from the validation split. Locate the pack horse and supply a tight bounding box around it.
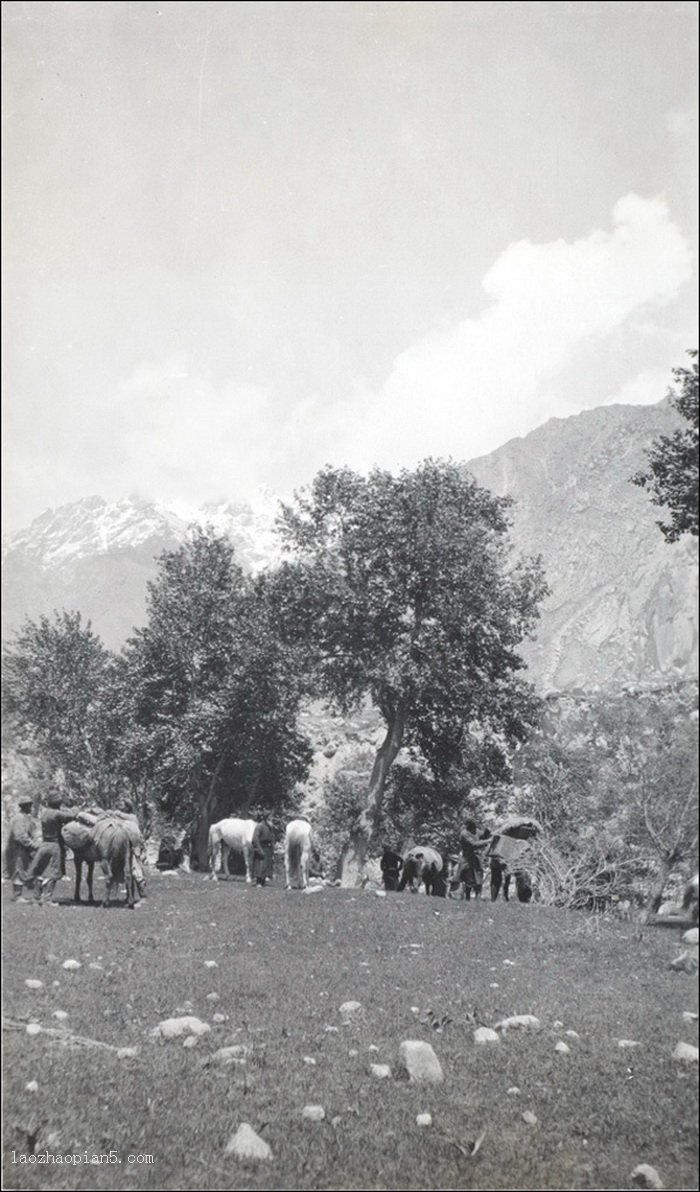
[284,817,314,889]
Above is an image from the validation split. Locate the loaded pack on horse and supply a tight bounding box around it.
[63,808,146,908]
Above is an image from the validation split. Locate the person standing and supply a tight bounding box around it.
[380,844,404,892]
[6,794,40,901]
[458,818,491,900]
[251,810,275,887]
[26,791,81,905]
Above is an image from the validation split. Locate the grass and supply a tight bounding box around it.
[2,872,698,1191]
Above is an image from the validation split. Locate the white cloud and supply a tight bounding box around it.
[86,194,693,506]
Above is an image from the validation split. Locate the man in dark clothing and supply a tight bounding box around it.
[380,845,404,892]
[26,792,82,905]
[458,819,491,900]
[251,812,275,887]
[7,795,40,901]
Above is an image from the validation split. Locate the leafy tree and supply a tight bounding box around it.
[121,528,311,867]
[276,460,548,884]
[2,610,123,803]
[632,351,699,541]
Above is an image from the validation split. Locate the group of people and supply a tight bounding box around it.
[380,818,510,900]
[7,791,83,905]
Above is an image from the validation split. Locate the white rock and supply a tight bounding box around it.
[368,1044,380,1052]
[302,1105,325,1121]
[507,1086,521,1096]
[225,1123,272,1160]
[117,1047,138,1059]
[669,950,698,972]
[182,1036,200,1049]
[88,963,103,971]
[553,1020,564,1029]
[206,992,220,1002]
[212,1045,248,1065]
[682,1011,698,1023]
[672,1041,699,1063]
[52,1010,68,1021]
[375,890,386,898]
[502,959,516,967]
[324,1025,339,1033]
[212,1013,227,1024]
[370,1063,392,1079]
[522,1110,538,1125]
[618,1039,642,1049]
[631,1163,665,1189]
[62,960,81,971]
[303,1056,316,1066]
[398,1040,444,1083]
[204,960,218,968]
[681,927,699,945]
[416,1113,432,1127]
[410,1006,420,1014]
[25,979,43,990]
[555,1041,570,1054]
[26,1023,42,1036]
[565,1030,580,1039]
[348,1048,358,1057]
[151,1016,211,1039]
[495,1015,541,1033]
[25,1081,39,1092]
[474,1027,500,1045]
[339,1000,362,1023]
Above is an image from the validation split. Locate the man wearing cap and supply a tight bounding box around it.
[6,794,40,901]
[251,810,275,887]
[25,791,82,905]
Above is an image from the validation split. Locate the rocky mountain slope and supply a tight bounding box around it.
[2,401,697,692]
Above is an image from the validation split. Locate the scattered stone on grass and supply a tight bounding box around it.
[554,1041,570,1054]
[416,1113,432,1127]
[370,1063,392,1079]
[489,983,500,989]
[672,1041,698,1064]
[339,1000,362,1023]
[208,1045,249,1066]
[502,959,516,967]
[303,1056,316,1066]
[507,1087,521,1096]
[398,1040,444,1083]
[151,1016,211,1039]
[52,1010,68,1021]
[212,1013,227,1024]
[682,1011,698,1023]
[565,1030,580,1039]
[669,951,698,974]
[25,1081,39,1092]
[631,1163,665,1189]
[302,1105,326,1121]
[618,1039,642,1049]
[495,1015,541,1033]
[206,992,219,1002]
[26,1023,42,1036]
[25,979,43,990]
[681,927,699,946]
[225,1123,272,1160]
[204,960,218,968]
[474,1027,499,1045]
[62,960,81,971]
[368,1044,379,1052]
[117,1047,138,1059]
[88,963,104,971]
[375,890,386,898]
[348,1048,358,1057]
[553,1020,564,1029]
[522,1111,538,1126]
[324,1025,339,1034]
[182,1036,199,1049]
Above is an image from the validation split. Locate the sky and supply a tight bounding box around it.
[2,1,698,531]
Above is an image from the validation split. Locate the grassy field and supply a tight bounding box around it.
[2,871,698,1192]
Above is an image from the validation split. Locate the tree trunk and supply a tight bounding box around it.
[193,783,219,871]
[337,706,406,888]
[640,856,674,925]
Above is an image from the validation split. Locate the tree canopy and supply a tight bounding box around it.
[120,527,311,866]
[632,351,699,542]
[276,459,548,883]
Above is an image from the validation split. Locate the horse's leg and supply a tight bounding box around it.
[285,846,292,890]
[125,846,135,909]
[74,859,82,904]
[244,843,253,884]
[503,873,511,902]
[301,846,309,890]
[87,861,94,904]
[490,862,502,902]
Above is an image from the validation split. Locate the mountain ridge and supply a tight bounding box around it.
[3,399,697,692]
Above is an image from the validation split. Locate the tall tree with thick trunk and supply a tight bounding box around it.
[276,460,548,885]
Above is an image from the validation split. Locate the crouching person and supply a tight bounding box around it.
[381,845,403,892]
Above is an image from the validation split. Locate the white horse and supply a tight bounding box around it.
[284,817,313,890]
[208,818,256,882]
